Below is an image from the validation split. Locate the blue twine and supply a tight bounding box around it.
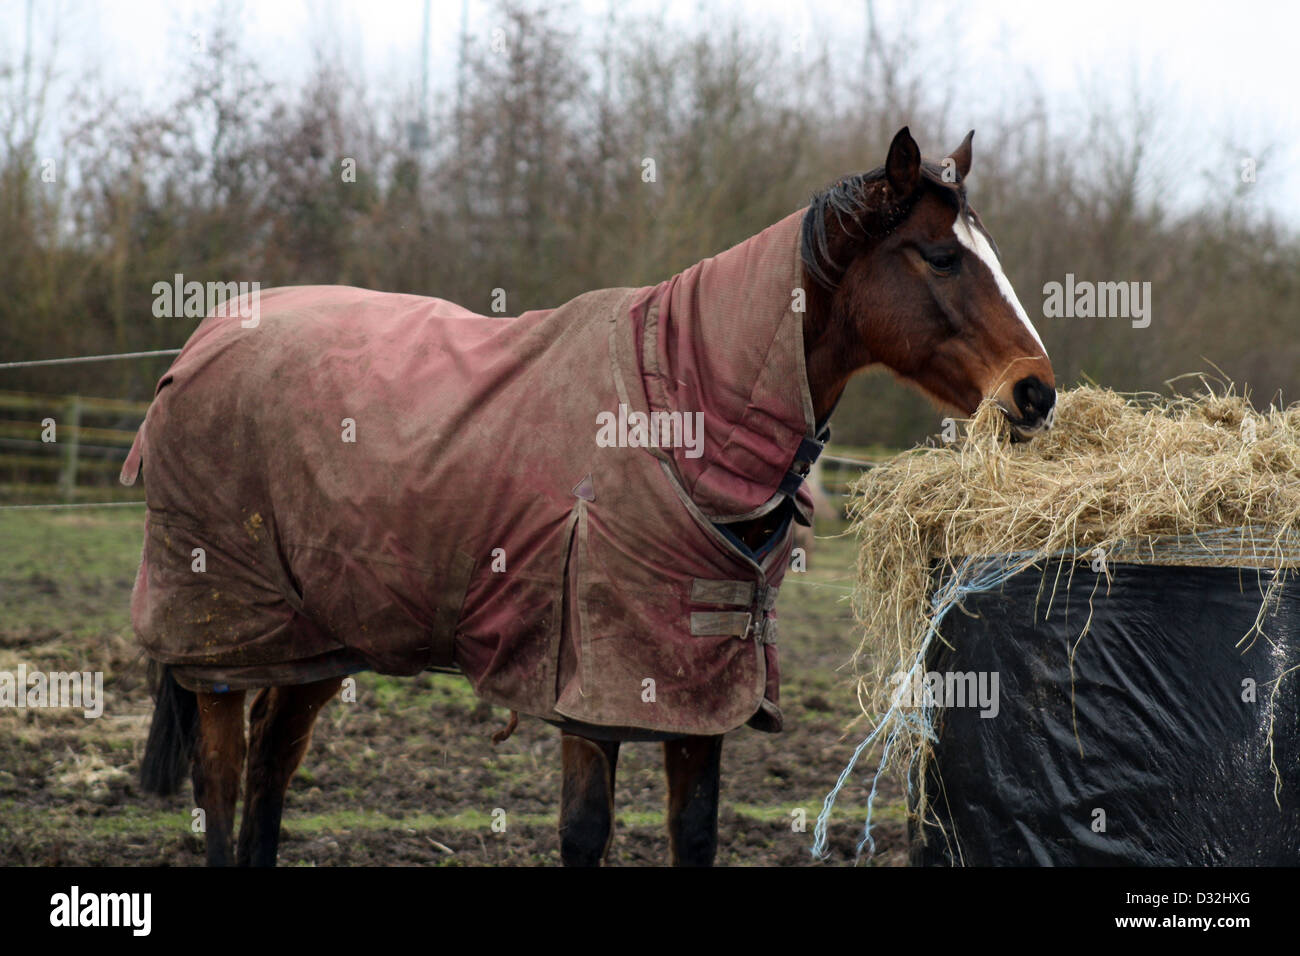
[811,552,1036,861]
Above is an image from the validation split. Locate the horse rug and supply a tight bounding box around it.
[124,210,821,736]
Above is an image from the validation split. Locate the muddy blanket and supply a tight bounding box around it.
[126,210,820,736]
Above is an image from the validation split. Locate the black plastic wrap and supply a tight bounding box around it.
[910,562,1300,866]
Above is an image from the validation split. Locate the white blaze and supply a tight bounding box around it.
[952,214,1047,356]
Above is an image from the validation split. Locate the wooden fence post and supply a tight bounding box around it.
[58,395,81,502]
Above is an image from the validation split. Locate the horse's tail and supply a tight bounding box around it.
[140,661,198,795]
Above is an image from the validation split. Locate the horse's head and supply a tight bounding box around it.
[802,127,1056,440]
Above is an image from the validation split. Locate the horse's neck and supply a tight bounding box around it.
[801,275,855,425]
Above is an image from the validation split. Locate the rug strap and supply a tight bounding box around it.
[688,581,780,644]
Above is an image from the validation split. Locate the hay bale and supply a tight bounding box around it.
[813,382,1300,858]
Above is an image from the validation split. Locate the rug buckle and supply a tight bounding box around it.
[745,611,778,645]
[746,583,780,645]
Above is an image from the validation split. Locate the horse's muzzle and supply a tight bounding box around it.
[1003,376,1057,440]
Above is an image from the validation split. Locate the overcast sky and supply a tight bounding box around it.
[6,0,1299,221]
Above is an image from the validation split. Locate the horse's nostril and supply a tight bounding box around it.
[1013,376,1055,421]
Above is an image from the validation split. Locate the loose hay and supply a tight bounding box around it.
[814,380,1300,858]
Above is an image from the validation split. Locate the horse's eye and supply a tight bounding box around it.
[925,251,959,275]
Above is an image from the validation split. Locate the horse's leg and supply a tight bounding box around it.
[192,689,247,866]
[663,734,724,866]
[558,733,620,866]
[236,676,342,867]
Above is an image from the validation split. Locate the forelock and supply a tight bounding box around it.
[918,160,966,212]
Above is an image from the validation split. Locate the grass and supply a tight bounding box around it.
[0,798,898,839]
[0,508,144,638]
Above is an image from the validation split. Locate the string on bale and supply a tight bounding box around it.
[814,381,1300,861]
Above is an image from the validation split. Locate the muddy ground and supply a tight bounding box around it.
[0,510,904,866]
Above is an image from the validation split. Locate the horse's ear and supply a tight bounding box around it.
[948,130,974,181]
[885,126,922,197]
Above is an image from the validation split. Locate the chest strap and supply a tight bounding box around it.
[689,580,779,644]
[777,423,832,499]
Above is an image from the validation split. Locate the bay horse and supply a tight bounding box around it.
[137,127,1055,866]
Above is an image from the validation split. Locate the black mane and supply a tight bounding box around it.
[800,161,966,291]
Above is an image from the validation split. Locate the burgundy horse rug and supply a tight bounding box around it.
[124,210,826,736]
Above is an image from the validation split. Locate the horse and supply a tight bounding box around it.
[134,126,1055,866]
